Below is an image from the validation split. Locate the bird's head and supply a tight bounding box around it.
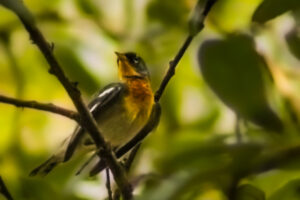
[115,52,150,81]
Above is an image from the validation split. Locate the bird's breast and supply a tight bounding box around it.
[96,80,153,147]
[125,79,153,120]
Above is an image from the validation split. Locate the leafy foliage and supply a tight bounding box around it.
[147,0,190,28]
[235,184,265,200]
[268,179,300,200]
[286,28,300,61]
[252,0,300,23]
[0,0,300,200]
[198,34,282,132]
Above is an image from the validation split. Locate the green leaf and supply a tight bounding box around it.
[156,135,263,176]
[286,28,300,60]
[268,179,300,200]
[147,0,189,28]
[207,0,261,33]
[198,34,283,132]
[143,137,265,200]
[235,184,265,200]
[252,0,300,24]
[74,0,100,18]
[136,171,192,200]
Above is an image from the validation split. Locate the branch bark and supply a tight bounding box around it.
[155,0,218,102]
[0,94,80,122]
[154,36,193,102]
[0,176,13,200]
[0,1,132,199]
[110,0,218,197]
[0,0,219,199]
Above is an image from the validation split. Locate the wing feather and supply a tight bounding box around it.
[63,83,125,162]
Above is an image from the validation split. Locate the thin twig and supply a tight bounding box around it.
[112,144,141,200]
[111,0,219,186]
[75,152,97,175]
[124,144,141,171]
[113,189,121,200]
[112,0,218,196]
[154,0,218,102]
[154,36,193,102]
[111,1,218,197]
[0,0,219,199]
[0,1,132,199]
[106,168,113,200]
[0,94,80,122]
[0,176,13,200]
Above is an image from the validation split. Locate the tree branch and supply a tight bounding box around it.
[251,144,300,175]
[0,176,13,200]
[154,36,193,102]
[0,1,132,199]
[110,1,219,193]
[106,168,113,200]
[112,144,141,200]
[110,1,217,196]
[114,0,219,167]
[111,0,218,196]
[0,94,80,122]
[0,0,219,199]
[154,0,218,102]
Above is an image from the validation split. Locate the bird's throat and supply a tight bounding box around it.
[124,78,154,120]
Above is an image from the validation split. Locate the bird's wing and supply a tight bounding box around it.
[63,82,126,162]
[88,103,161,176]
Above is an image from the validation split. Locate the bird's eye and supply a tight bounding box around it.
[125,53,140,65]
[133,57,139,64]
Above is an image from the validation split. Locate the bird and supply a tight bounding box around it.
[198,34,283,132]
[30,52,154,176]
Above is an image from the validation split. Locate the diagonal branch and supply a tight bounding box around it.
[155,0,218,102]
[0,94,80,122]
[154,36,193,102]
[105,0,219,196]
[0,176,13,200]
[110,1,219,196]
[0,1,132,199]
[0,0,219,199]
[106,1,219,197]
[115,0,219,162]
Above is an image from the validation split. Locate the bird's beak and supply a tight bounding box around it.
[115,52,137,78]
[115,51,121,57]
[115,52,127,68]
[115,52,126,60]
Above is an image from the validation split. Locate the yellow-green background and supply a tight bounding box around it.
[0,0,300,199]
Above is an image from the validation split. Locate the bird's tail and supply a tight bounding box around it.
[29,135,74,176]
[29,154,63,176]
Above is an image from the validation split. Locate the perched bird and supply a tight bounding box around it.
[198,34,283,132]
[30,52,154,176]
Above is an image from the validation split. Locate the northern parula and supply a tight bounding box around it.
[30,52,154,176]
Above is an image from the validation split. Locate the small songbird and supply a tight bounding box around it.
[30,52,154,176]
[198,34,283,132]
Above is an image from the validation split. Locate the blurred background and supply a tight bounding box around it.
[0,0,300,199]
